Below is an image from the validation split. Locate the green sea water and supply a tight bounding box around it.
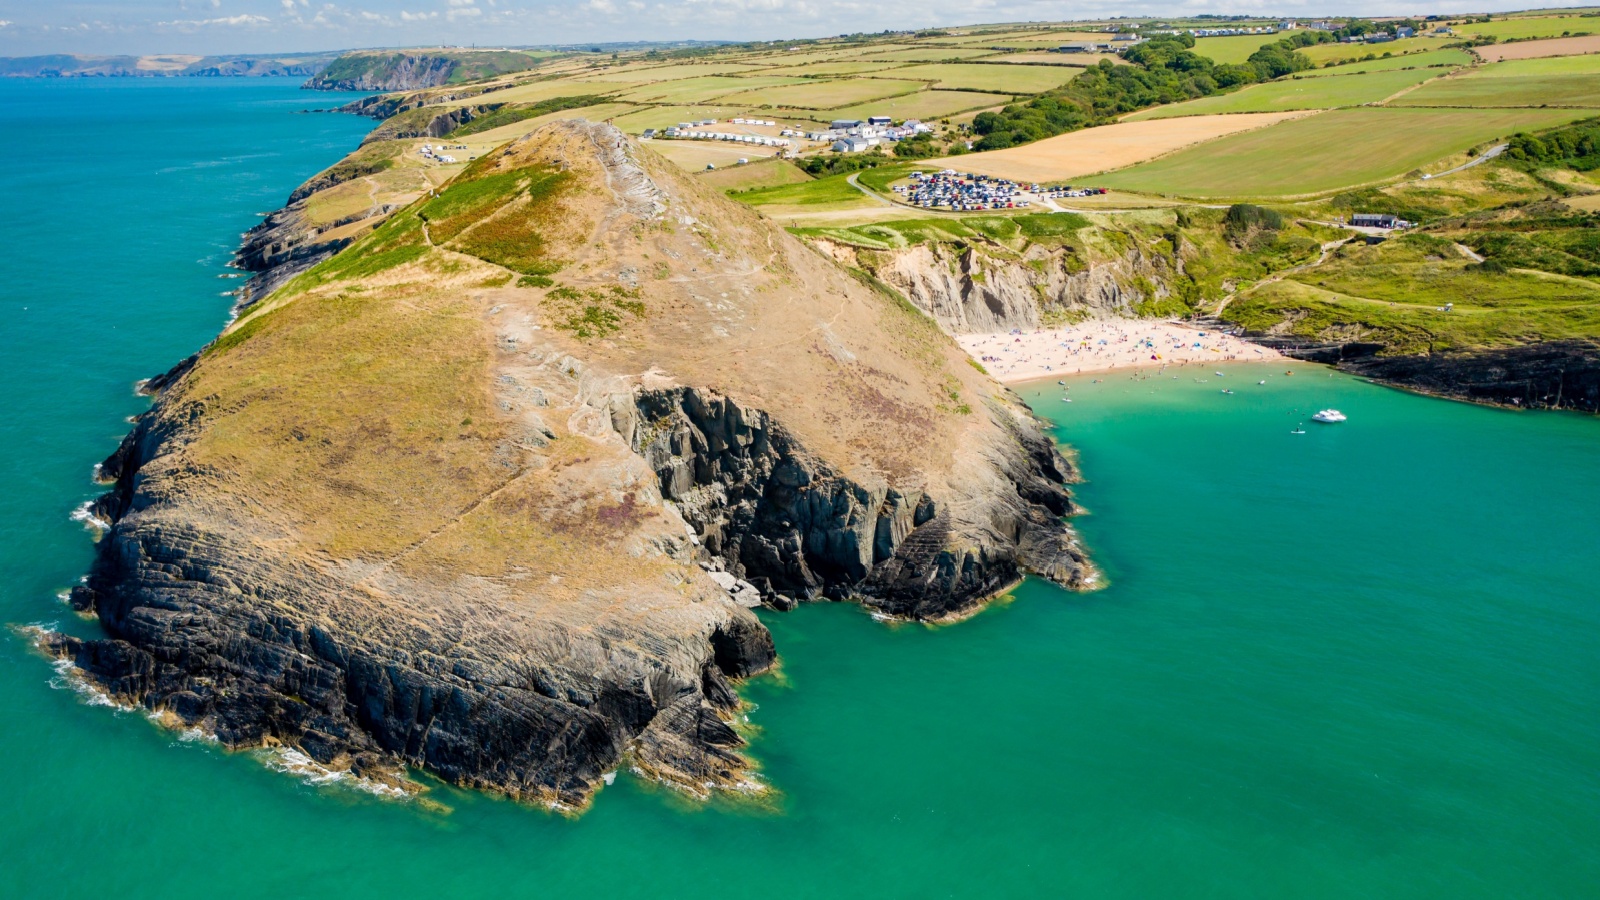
[3,79,1598,898]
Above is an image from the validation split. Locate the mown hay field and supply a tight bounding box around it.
[884,63,1080,94]
[1094,107,1595,197]
[1390,70,1600,108]
[935,111,1311,183]
[826,90,1011,122]
[763,61,906,76]
[579,62,772,82]
[1476,33,1600,61]
[618,75,806,104]
[860,47,1002,62]
[1475,54,1600,75]
[989,51,1121,66]
[1126,68,1443,120]
[716,77,925,109]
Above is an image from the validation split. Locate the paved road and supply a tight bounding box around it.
[1427,143,1508,180]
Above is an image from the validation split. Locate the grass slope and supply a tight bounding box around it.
[1127,68,1444,120]
[1095,107,1594,197]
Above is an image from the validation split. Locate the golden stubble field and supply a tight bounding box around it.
[938,111,1313,183]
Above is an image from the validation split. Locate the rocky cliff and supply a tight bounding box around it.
[1260,338,1600,413]
[305,53,459,92]
[815,234,1180,334]
[51,121,1093,808]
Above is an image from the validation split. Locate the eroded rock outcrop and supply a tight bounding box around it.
[816,236,1180,334]
[53,121,1092,808]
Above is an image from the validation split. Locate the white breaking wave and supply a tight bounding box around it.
[69,501,110,533]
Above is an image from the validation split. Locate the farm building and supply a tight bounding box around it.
[1351,213,1402,228]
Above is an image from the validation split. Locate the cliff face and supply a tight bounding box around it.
[816,237,1178,334]
[52,122,1092,808]
[1262,339,1600,413]
[305,54,458,92]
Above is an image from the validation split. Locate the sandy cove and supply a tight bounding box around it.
[960,320,1283,384]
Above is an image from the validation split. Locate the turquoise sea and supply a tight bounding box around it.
[2,78,1597,898]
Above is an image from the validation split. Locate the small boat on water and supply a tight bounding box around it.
[1291,424,1306,434]
[1311,409,1347,423]
[1221,389,1233,394]
[1258,380,1266,385]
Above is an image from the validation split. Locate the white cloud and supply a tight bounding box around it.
[448,0,477,6]
[447,6,483,20]
[400,10,440,20]
[156,14,271,28]
[0,20,12,28]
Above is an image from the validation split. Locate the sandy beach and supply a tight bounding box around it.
[960,320,1283,384]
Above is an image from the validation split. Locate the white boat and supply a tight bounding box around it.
[1311,409,1347,423]
[1291,424,1306,434]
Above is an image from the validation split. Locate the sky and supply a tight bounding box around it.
[0,0,1586,56]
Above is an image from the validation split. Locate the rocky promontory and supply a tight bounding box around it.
[50,121,1092,808]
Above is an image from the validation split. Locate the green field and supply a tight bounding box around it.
[1297,48,1475,78]
[1095,107,1594,197]
[696,157,816,192]
[1473,54,1600,76]
[1457,14,1600,41]
[861,47,1004,61]
[1300,37,1451,65]
[1194,33,1295,65]
[1231,234,1600,353]
[618,75,807,104]
[736,173,873,207]
[885,63,1080,93]
[716,78,927,109]
[826,90,1011,122]
[1391,71,1600,108]
[1128,68,1444,119]
[579,63,772,82]
[764,61,907,76]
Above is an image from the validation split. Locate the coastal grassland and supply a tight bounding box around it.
[791,211,1090,251]
[445,95,612,138]
[191,277,505,559]
[301,177,378,226]
[763,61,907,76]
[1125,68,1444,120]
[1229,233,1600,353]
[988,52,1121,66]
[1295,49,1475,77]
[735,172,873,208]
[483,79,632,105]
[860,47,1003,62]
[451,103,640,149]
[578,62,773,82]
[618,75,807,104]
[941,112,1309,184]
[1194,33,1299,65]
[647,139,782,171]
[698,158,815,192]
[1390,69,1600,108]
[1093,107,1594,198]
[607,105,796,133]
[882,63,1080,94]
[1298,37,1452,66]
[714,78,927,109]
[825,90,1012,122]
[1456,14,1600,41]
[1319,163,1550,223]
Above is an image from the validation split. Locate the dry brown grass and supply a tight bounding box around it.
[938,112,1312,183]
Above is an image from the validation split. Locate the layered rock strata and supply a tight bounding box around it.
[50,121,1092,807]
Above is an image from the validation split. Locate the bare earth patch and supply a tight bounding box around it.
[935,112,1314,184]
